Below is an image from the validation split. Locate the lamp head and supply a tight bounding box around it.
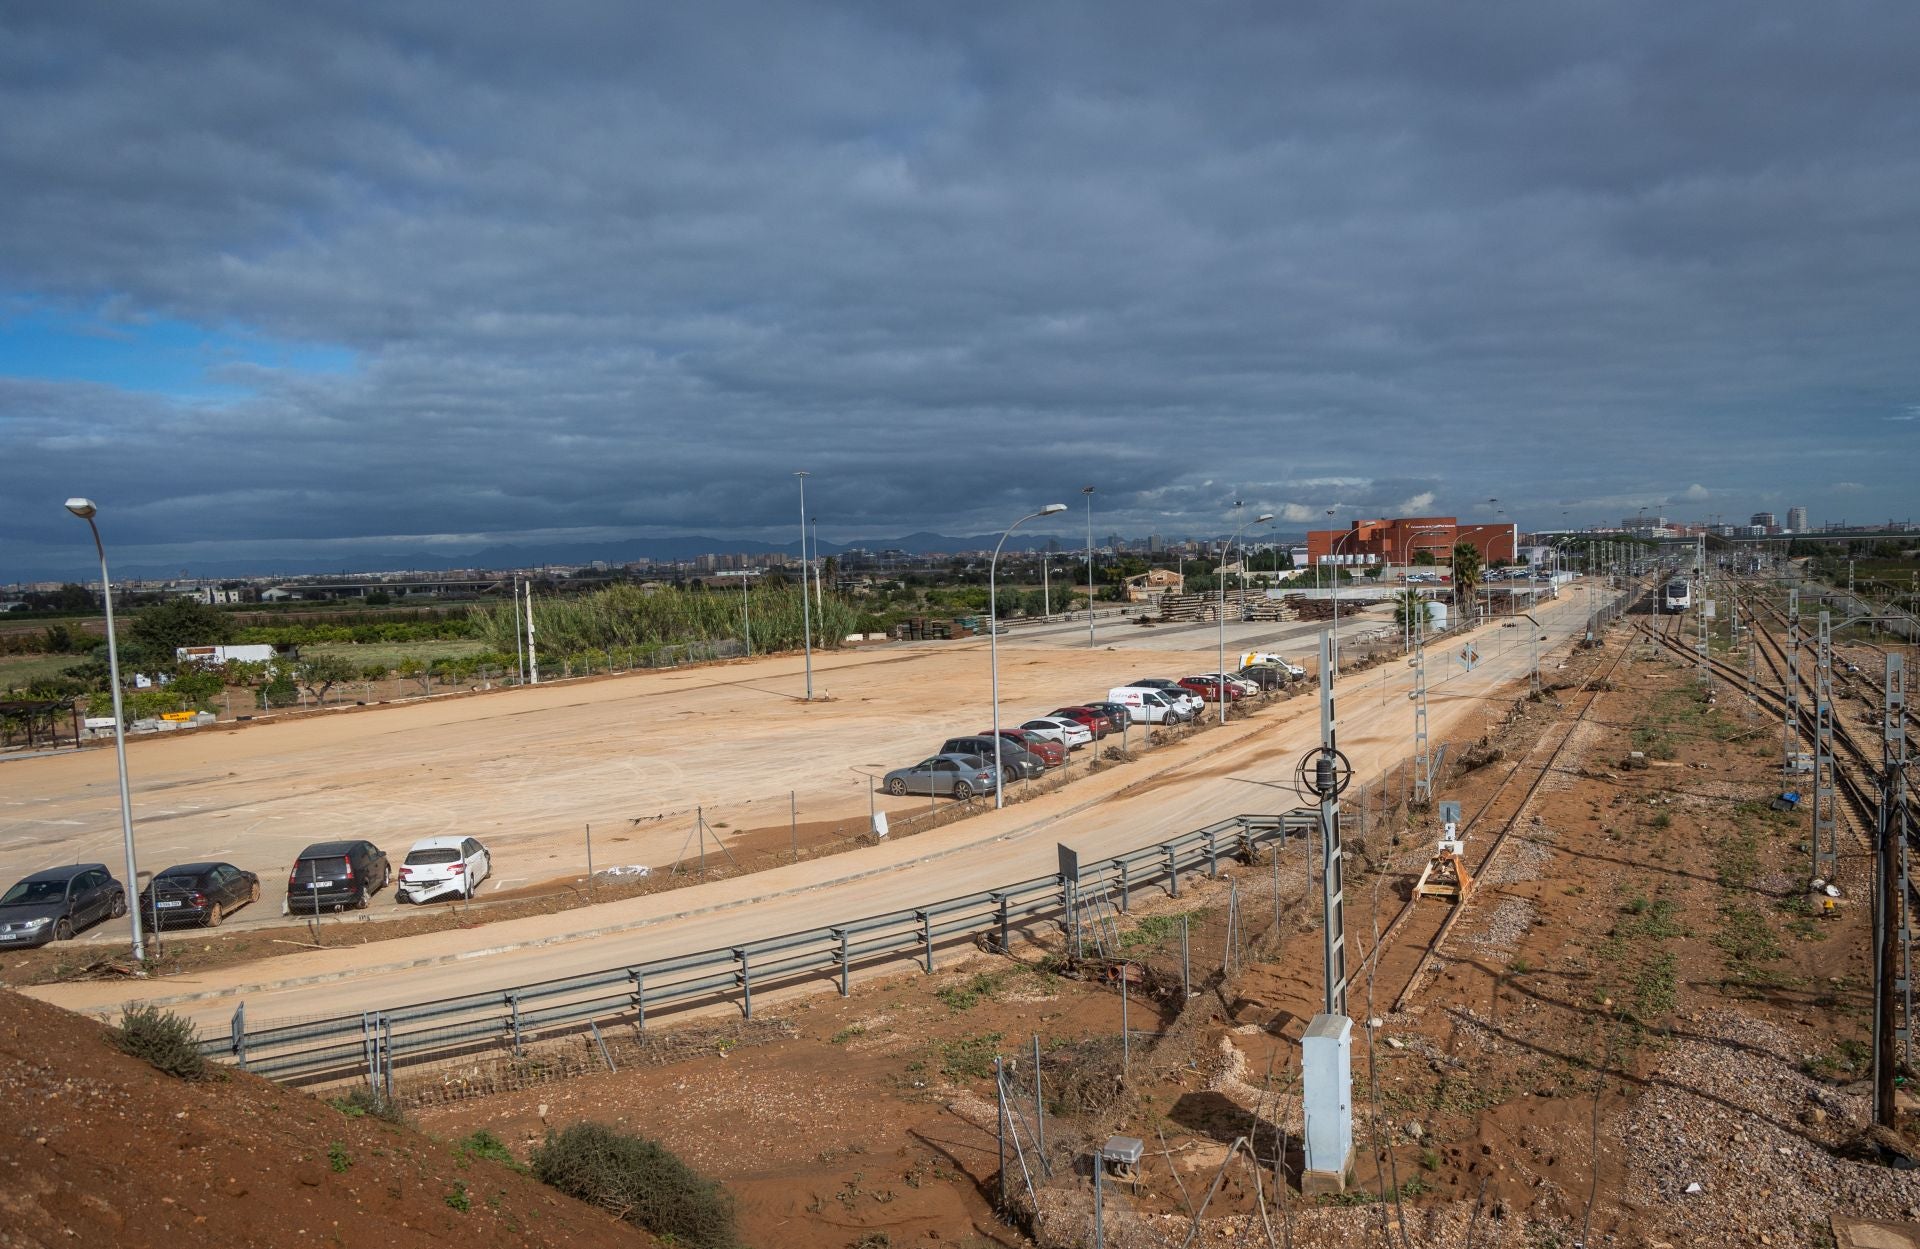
[1255,513,1274,524]
[64,497,97,520]
[1081,485,1095,495]
[1039,503,1068,516]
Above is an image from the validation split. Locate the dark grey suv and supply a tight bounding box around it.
[0,864,126,948]
[284,840,391,914]
[941,735,1045,779]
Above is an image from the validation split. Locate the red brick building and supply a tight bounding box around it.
[1305,516,1517,567]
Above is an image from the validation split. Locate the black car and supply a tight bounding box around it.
[1081,702,1133,735]
[0,864,125,948]
[141,861,261,929]
[284,840,390,914]
[940,735,1045,779]
[1233,666,1288,693]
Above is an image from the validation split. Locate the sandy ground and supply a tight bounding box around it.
[24,583,1617,1033]
[0,604,1400,939]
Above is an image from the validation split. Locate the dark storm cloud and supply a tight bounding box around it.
[3,0,1917,574]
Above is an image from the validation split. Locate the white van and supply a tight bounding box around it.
[1107,685,1191,724]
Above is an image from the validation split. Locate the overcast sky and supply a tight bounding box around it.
[3,1,1916,577]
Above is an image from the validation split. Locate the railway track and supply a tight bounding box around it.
[1370,595,1648,1014]
[1638,587,1880,844]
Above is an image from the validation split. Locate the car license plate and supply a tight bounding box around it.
[157,901,183,909]
[307,881,333,890]
[0,933,20,942]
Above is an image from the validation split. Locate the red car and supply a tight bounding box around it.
[1049,706,1112,739]
[981,728,1066,767]
[1177,676,1243,702]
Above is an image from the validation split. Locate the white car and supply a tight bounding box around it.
[396,836,492,904]
[1019,717,1094,749]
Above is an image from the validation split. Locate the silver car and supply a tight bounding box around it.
[883,753,1002,800]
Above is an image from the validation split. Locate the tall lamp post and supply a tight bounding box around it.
[794,472,813,700]
[992,503,1069,808]
[1216,511,1274,724]
[64,498,144,963]
[1082,486,1096,646]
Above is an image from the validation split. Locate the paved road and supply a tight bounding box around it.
[27,582,1620,1030]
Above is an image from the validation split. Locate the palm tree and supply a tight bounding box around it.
[1392,589,1425,633]
[1452,540,1483,619]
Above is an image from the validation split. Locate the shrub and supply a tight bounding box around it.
[328,1086,408,1125]
[111,1003,208,1080]
[531,1122,736,1249]
[458,1129,528,1172]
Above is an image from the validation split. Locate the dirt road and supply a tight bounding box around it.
[27,584,1619,1030]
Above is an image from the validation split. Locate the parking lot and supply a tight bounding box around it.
[0,607,1383,946]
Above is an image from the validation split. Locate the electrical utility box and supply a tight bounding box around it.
[1301,1013,1355,1194]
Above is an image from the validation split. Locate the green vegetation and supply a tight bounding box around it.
[328,1142,352,1173]
[935,971,1011,1012]
[472,581,858,663]
[110,1003,210,1080]
[531,1121,737,1248]
[457,1130,529,1173]
[328,1086,409,1124]
[1119,911,1193,949]
[937,1031,1005,1080]
[444,1181,471,1212]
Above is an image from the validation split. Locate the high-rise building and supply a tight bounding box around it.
[1147,533,1164,553]
[1750,512,1776,528]
[1787,506,1808,532]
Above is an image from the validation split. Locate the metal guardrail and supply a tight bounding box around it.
[201,811,1320,1084]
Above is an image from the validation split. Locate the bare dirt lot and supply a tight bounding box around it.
[19,589,1605,1032]
[379,609,1920,1248]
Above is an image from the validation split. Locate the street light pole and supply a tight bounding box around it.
[795,472,813,701]
[64,499,144,964]
[1217,511,1274,725]
[993,504,1069,809]
[1083,486,1096,647]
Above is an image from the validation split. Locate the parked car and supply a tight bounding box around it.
[1083,701,1136,735]
[141,861,260,928]
[1048,706,1112,739]
[283,840,391,914]
[1019,717,1094,749]
[1191,671,1259,696]
[0,864,125,948]
[1126,678,1203,714]
[883,753,1001,800]
[397,836,493,904]
[941,736,1044,779]
[1178,675,1243,702]
[1234,665,1289,693]
[982,727,1067,767]
[1106,685,1190,724]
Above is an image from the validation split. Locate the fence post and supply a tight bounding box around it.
[231,1001,247,1071]
[381,1014,394,1099]
[833,927,850,995]
[918,909,934,973]
[994,892,1010,953]
[1165,844,1180,897]
[1181,915,1192,998]
[1118,860,1130,913]
[629,968,646,1032]
[735,947,752,1019]
[507,993,522,1056]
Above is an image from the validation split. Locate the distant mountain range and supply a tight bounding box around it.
[14,527,1308,584]
[44,528,1295,583]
